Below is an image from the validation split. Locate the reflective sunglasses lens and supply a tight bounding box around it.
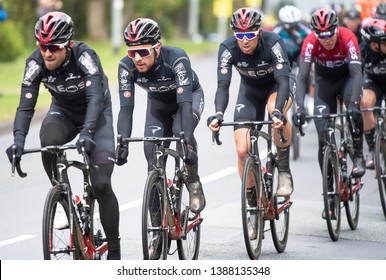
[38,43,63,53]
[127,48,151,58]
[235,32,258,40]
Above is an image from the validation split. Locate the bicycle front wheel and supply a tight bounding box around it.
[177,178,201,260]
[241,157,264,260]
[142,170,168,260]
[344,150,360,230]
[268,162,290,253]
[322,146,341,241]
[375,131,386,217]
[42,185,80,260]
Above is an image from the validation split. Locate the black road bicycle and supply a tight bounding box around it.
[213,121,292,260]
[11,140,107,260]
[117,132,203,260]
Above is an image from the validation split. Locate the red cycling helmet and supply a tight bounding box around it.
[360,19,386,42]
[310,8,339,33]
[34,12,74,45]
[230,7,262,32]
[124,18,161,46]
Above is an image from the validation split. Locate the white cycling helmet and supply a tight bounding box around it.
[278,5,302,24]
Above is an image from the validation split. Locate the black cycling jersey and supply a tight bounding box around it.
[117,45,204,144]
[15,41,111,137]
[214,31,291,115]
[272,21,311,65]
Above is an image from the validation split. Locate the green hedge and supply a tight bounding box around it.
[0,21,24,62]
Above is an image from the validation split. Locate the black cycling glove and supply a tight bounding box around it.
[116,144,129,166]
[76,128,97,154]
[292,106,306,127]
[5,134,25,163]
[207,113,223,127]
[271,110,287,125]
[347,101,361,123]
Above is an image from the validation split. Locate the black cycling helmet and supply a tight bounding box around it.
[374,3,386,20]
[310,8,339,33]
[34,12,74,45]
[230,7,262,32]
[124,18,161,46]
[360,18,386,42]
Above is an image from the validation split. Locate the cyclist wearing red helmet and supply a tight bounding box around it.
[359,19,386,169]
[116,18,205,259]
[207,7,294,238]
[294,8,365,184]
[5,12,121,259]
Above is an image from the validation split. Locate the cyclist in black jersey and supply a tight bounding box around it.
[207,7,294,198]
[359,18,386,169]
[5,12,121,259]
[273,5,311,67]
[342,6,362,45]
[116,18,205,217]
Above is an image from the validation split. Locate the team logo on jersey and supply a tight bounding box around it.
[78,52,98,75]
[177,87,184,94]
[25,92,32,99]
[149,126,162,135]
[316,105,327,114]
[236,104,245,113]
[124,91,131,98]
[86,80,92,87]
[221,68,228,74]
[276,64,283,70]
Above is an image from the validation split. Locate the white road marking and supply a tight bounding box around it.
[0,235,36,247]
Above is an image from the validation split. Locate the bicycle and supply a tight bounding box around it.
[298,109,363,241]
[10,140,107,260]
[213,121,292,260]
[117,132,203,260]
[361,106,386,218]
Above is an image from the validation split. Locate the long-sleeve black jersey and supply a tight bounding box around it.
[360,42,386,85]
[117,46,202,140]
[14,41,111,138]
[214,31,291,114]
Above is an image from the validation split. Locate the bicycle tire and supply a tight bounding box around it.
[343,149,360,230]
[268,162,290,253]
[375,131,386,217]
[291,106,301,161]
[42,185,80,260]
[241,157,264,260]
[142,170,168,260]
[177,178,201,260]
[90,198,108,259]
[322,146,341,241]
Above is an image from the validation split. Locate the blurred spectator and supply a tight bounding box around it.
[0,0,7,22]
[36,0,63,19]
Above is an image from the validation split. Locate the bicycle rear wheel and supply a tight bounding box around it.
[241,157,264,260]
[343,150,360,230]
[322,146,341,241]
[375,131,386,217]
[177,178,201,260]
[142,170,168,260]
[42,185,80,260]
[268,162,290,253]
